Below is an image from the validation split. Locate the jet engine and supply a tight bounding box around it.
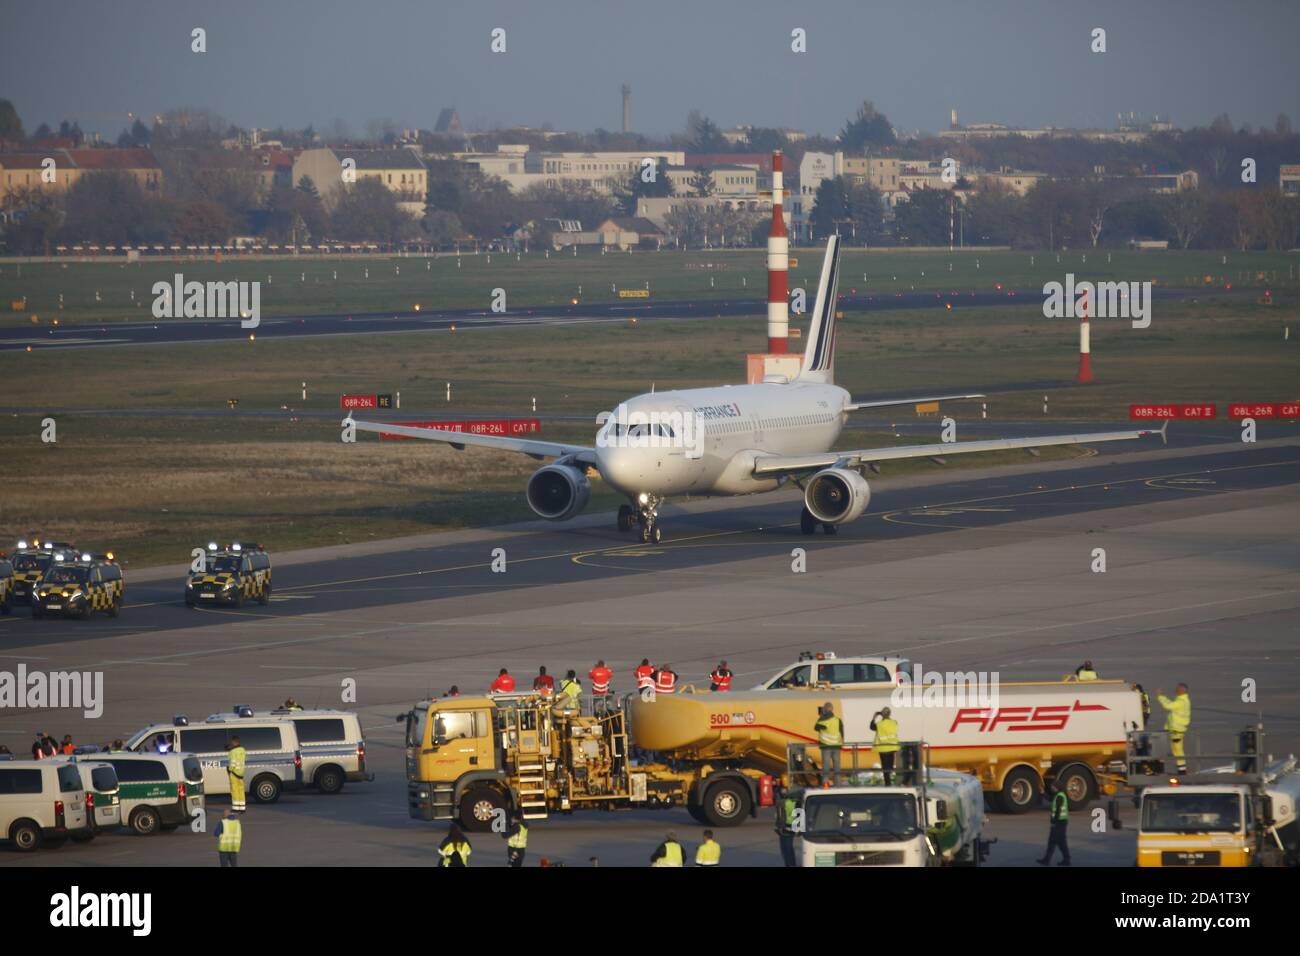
[804,468,871,524]
[526,463,591,521]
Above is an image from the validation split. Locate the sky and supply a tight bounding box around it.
[2,0,1298,141]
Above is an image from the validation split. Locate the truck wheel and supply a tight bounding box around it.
[702,778,752,827]
[130,806,161,836]
[232,590,244,608]
[258,583,271,606]
[252,774,282,804]
[686,802,709,824]
[315,765,345,794]
[10,819,41,852]
[998,766,1041,814]
[458,786,508,832]
[1054,763,1097,809]
[107,597,120,618]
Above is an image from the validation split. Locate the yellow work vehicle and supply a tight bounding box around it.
[185,541,272,607]
[9,537,78,605]
[1129,724,1300,867]
[403,678,1143,830]
[31,551,123,619]
[402,692,763,830]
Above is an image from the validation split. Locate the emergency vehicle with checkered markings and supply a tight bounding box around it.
[185,541,271,607]
[30,551,123,619]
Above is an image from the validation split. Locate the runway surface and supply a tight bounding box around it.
[0,285,1210,352]
[2,436,1298,866]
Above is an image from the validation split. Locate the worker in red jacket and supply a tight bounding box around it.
[489,668,516,694]
[709,661,733,692]
[653,663,678,695]
[588,661,614,697]
[532,666,554,696]
[635,659,655,693]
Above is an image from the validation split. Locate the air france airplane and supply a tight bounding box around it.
[353,236,1164,543]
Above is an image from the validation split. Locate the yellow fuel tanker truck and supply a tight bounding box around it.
[402,679,1141,830]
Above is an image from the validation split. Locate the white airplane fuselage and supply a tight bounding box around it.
[595,380,851,497]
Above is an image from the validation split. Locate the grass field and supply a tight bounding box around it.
[2,249,1298,568]
[2,246,1298,327]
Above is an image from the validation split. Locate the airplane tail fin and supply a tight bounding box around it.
[795,234,842,385]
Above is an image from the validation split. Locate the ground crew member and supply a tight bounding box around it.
[439,824,472,867]
[215,807,242,867]
[532,666,554,696]
[635,658,655,693]
[505,812,528,868]
[653,663,678,695]
[282,698,303,710]
[32,732,56,759]
[1037,781,1071,866]
[588,660,613,696]
[814,702,843,786]
[109,739,125,752]
[558,670,582,709]
[709,661,732,692]
[444,686,461,698]
[694,830,722,867]
[1074,660,1099,681]
[1133,683,1152,727]
[650,831,684,867]
[1157,683,1192,773]
[489,668,516,694]
[60,735,75,755]
[777,790,798,867]
[870,707,900,784]
[227,735,247,813]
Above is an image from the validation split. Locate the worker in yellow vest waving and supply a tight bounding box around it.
[1157,683,1192,773]
[215,807,242,867]
[814,702,843,786]
[227,735,247,813]
[870,707,900,785]
[439,824,472,867]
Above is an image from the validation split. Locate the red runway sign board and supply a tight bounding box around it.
[378,419,541,440]
[340,394,393,410]
[1228,403,1277,418]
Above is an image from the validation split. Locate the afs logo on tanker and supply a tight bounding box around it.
[950,699,1108,734]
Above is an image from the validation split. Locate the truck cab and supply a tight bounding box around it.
[755,652,911,691]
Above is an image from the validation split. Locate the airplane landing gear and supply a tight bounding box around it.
[635,495,663,544]
[800,506,839,535]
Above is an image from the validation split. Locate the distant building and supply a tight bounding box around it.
[292,146,427,214]
[977,167,1048,196]
[434,109,462,133]
[1136,169,1198,193]
[185,147,295,202]
[1280,164,1300,197]
[664,163,759,199]
[0,147,162,199]
[594,216,666,249]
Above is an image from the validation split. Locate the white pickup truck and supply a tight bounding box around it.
[754,652,912,691]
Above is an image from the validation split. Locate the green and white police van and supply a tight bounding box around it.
[95,751,206,835]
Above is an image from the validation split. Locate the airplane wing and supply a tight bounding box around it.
[751,422,1167,478]
[844,393,985,411]
[350,419,598,464]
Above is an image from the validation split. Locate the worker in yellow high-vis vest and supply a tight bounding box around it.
[870,707,901,785]
[215,807,242,867]
[694,830,722,867]
[650,831,684,867]
[814,702,843,786]
[227,735,247,813]
[1157,683,1192,773]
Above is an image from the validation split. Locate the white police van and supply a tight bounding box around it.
[126,708,303,803]
[1,760,93,852]
[234,707,373,794]
[96,751,206,835]
[60,758,122,831]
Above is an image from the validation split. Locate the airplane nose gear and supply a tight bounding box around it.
[634,495,663,544]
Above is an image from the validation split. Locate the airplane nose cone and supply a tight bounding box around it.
[597,445,643,493]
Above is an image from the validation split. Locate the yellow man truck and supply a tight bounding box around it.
[402,678,1141,830]
[1131,725,1300,867]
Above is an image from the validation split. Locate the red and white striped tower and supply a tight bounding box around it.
[1077,287,1093,383]
[766,150,789,354]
